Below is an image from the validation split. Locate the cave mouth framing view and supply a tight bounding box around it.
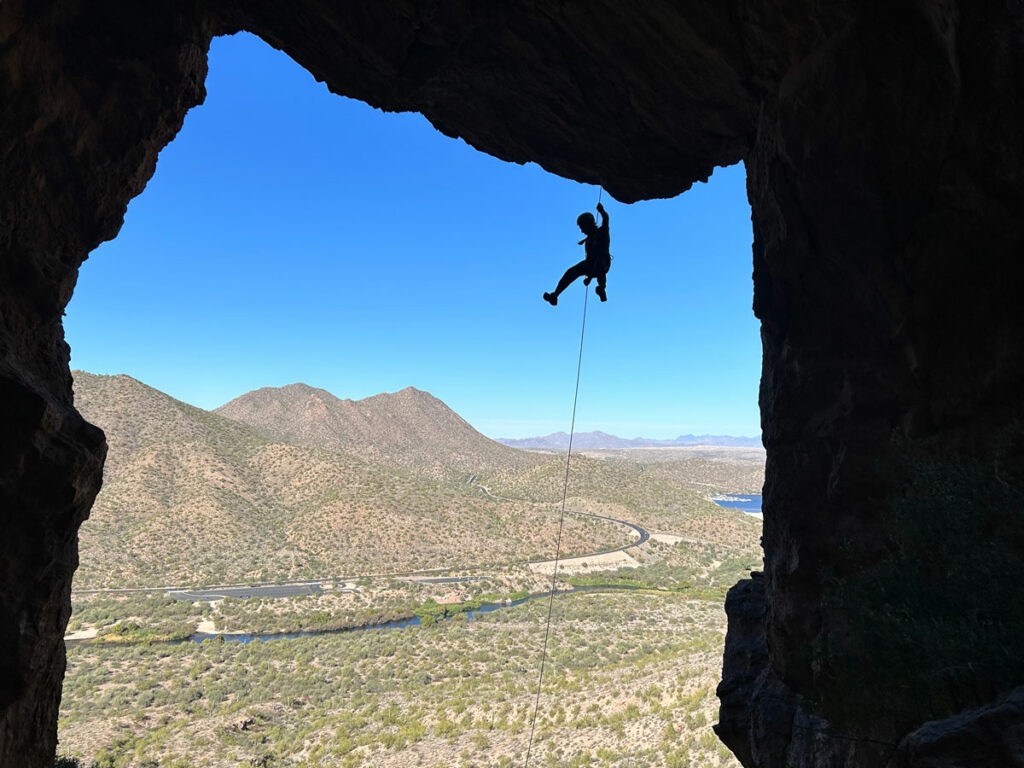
[58,32,763,768]
[4,4,1024,768]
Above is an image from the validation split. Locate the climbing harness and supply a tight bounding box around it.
[523,279,590,768]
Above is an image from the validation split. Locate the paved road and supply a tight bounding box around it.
[469,479,650,554]
[169,583,329,601]
[571,510,649,553]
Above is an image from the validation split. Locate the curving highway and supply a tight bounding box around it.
[468,478,650,556]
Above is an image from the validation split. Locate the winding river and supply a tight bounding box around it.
[178,585,652,646]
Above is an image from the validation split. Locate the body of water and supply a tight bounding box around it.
[711,494,762,515]
[186,598,522,645]
[184,584,651,645]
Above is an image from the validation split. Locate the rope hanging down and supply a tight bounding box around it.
[523,281,590,768]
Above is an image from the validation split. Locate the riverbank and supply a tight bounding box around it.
[66,584,717,647]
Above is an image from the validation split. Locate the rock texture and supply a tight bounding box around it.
[1,1,1023,766]
[1,5,208,759]
[745,1,1024,755]
[893,684,1024,767]
[717,574,898,767]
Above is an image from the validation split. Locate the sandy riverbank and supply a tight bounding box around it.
[528,549,639,575]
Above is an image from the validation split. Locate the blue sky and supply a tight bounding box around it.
[66,33,761,439]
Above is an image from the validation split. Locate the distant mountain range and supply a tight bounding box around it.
[496,431,762,450]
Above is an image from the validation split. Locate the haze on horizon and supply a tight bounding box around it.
[65,32,761,440]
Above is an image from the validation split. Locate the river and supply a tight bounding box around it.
[182,585,651,646]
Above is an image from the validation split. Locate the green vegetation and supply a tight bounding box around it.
[69,594,208,638]
[69,573,557,640]
[567,543,761,597]
[59,593,740,768]
[64,371,765,766]
[94,621,192,644]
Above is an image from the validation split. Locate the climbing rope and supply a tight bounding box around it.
[523,281,590,768]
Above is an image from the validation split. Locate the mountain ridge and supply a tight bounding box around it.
[497,430,763,450]
[215,380,540,480]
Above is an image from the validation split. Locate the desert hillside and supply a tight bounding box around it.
[216,382,543,481]
[72,372,627,588]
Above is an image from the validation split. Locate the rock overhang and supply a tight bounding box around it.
[2,2,1023,766]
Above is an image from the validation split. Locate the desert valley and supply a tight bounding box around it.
[59,371,763,768]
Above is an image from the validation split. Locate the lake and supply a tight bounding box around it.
[711,494,762,515]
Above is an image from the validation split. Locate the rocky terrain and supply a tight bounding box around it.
[58,373,764,768]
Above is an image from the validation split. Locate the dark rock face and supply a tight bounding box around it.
[716,574,801,768]
[2,1,1023,766]
[747,0,1024,752]
[1,4,208,757]
[893,684,1024,768]
[0,376,105,764]
[717,575,898,767]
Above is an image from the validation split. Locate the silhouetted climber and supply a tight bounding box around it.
[543,202,611,305]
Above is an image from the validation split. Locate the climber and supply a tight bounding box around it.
[543,201,611,305]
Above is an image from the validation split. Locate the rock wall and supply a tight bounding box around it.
[1,1,1022,765]
[0,1,209,761]
[735,1,1024,758]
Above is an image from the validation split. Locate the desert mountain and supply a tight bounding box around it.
[216,383,540,479]
[497,431,763,450]
[70,372,613,588]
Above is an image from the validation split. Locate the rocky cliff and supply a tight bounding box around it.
[1,1,1022,765]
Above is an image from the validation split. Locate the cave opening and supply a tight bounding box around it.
[57,31,763,767]
[8,4,1024,767]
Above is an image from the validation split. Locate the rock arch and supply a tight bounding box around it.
[2,2,1022,765]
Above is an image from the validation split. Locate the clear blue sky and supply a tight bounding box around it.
[66,33,761,440]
